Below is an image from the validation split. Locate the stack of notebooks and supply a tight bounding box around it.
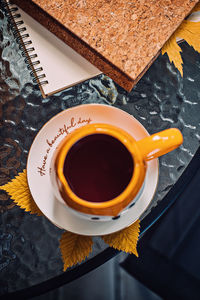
[5,0,199,98]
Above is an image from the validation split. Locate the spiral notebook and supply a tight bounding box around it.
[5,2,101,98]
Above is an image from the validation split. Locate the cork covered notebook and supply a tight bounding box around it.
[12,0,199,91]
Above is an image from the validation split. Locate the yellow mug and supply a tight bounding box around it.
[50,123,183,219]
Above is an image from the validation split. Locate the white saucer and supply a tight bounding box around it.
[27,104,159,236]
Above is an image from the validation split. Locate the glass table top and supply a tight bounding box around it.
[0,5,200,296]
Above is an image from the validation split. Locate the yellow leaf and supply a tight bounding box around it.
[162,18,200,76]
[0,169,43,216]
[102,220,140,257]
[176,20,200,53]
[191,2,200,13]
[162,33,183,76]
[60,232,93,271]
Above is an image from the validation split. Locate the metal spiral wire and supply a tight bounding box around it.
[2,0,48,86]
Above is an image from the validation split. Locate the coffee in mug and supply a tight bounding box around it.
[63,133,134,203]
[50,123,183,217]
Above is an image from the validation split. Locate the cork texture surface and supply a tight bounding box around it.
[12,0,199,90]
[30,0,198,81]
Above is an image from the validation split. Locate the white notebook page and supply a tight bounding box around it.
[17,7,101,97]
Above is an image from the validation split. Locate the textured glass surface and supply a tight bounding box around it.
[1,6,200,295]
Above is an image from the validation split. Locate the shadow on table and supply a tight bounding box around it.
[33,254,160,300]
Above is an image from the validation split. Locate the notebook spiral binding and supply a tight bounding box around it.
[2,1,48,86]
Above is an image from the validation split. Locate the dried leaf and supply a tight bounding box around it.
[0,169,43,216]
[60,232,93,271]
[102,220,140,257]
[176,20,200,53]
[162,18,200,76]
[162,34,183,76]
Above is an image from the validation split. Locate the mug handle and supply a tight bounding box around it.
[136,128,183,161]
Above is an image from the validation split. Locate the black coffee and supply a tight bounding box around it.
[63,134,134,202]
